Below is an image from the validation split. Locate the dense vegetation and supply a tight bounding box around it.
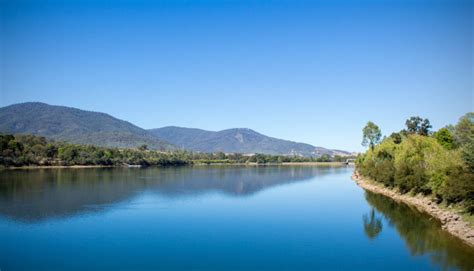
[0,134,353,167]
[0,134,188,167]
[356,113,474,213]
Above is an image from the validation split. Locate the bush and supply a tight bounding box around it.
[358,139,397,186]
[357,112,474,213]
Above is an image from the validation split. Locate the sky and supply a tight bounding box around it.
[1,0,472,151]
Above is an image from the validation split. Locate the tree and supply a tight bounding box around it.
[433,128,454,149]
[453,112,473,146]
[389,132,402,144]
[45,143,58,158]
[362,121,382,151]
[317,154,331,162]
[138,144,148,151]
[405,116,432,136]
[0,134,14,151]
[461,140,474,173]
[356,113,474,214]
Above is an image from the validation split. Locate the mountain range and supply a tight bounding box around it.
[0,102,351,157]
[149,126,347,157]
[0,102,173,150]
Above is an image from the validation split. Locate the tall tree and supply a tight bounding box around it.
[453,112,473,146]
[362,121,382,151]
[405,116,432,136]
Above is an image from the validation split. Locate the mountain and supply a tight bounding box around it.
[0,102,174,150]
[149,126,350,157]
[0,102,351,156]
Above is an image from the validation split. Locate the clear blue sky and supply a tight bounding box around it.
[1,0,472,151]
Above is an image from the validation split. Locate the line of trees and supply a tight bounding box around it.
[356,113,474,213]
[0,134,190,167]
[0,134,354,167]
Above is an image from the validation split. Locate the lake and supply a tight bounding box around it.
[1,166,473,270]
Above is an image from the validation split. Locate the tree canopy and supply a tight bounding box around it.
[356,112,474,214]
[0,134,354,167]
[362,121,382,151]
[405,116,432,136]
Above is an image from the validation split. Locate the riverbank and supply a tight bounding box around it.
[1,162,348,170]
[281,162,347,166]
[2,165,118,170]
[352,171,474,247]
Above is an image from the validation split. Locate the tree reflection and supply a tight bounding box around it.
[0,166,335,222]
[364,191,474,270]
[363,208,383,239]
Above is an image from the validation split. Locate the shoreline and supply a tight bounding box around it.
[352,171,474,247]
[1,162,348,170]
[3,165,118,170]
[281,162,347,166]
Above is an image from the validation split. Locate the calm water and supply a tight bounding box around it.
[0,166,473,270]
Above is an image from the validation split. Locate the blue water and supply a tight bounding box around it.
[0,166,473,270]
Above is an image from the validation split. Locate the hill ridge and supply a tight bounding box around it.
[149,126,349,157]
[0,102,174,150]
[0,102,351,156]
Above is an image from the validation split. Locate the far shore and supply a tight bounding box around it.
[1,161,350,170]
[2,165,117,170]
[281,162,349,166]
[352,172,474,247]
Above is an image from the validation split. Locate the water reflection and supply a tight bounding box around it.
[363,208,383,240]
[0,165,341,222]
[363,191,474,270]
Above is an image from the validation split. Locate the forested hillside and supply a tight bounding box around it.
[0,102,174,150]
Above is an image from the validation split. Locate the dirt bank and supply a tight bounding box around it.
[352,171,474,247]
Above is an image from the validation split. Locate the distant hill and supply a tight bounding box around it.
[0,102,174,150]
[149,126,351,157]
[0,102,351,156]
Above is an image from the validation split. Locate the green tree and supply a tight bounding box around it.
[356,113,474,213]
[0,134,15,151]
[433,128,454,150]
[405,116,432,136]
[389,132,402,144]
[45,143,58,158]
[453,112,473,146]
[362,121,382,151]
[317,154,331,162]
[461,140,474,173]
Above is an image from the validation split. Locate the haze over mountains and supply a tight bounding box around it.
[149,126,348,157]
[0,102,351,157]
